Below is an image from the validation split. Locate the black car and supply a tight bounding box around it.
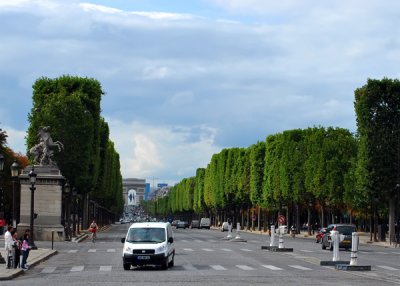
[321,224,356,250]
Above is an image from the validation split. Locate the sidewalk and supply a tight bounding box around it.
[0,232,87,281]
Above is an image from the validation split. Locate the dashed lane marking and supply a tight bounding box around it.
[236,265,255,270]
[99,265,112,271]
[210,265,227,270]
[71,266,84,272]
[288,265,312,270]
[41,267,56,274]
[261,265,283,270]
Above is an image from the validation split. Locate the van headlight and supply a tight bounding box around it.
[124,246,133,254]
[155,245,166,255]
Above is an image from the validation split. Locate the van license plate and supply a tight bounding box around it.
[137,256,150,260]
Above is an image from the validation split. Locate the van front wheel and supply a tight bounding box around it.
[161,259,168,270]
[123,263,131,270]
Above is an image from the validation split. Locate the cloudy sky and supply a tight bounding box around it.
[1,0,399,186]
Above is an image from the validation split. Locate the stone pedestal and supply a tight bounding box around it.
[18,165,65,241]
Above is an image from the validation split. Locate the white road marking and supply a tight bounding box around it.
[262,265,283,270]
[194,239,202,243]
[88,249,96,252]
[221,248,232,252]
[202,248,213,252]
[236,265,255,270]
[288,265,312,270]
[299,249,313,253]
[210,265,227,270]
[41,267,56,273]
[240,248,253,252]
[71,266,84,272]
[68,250,78,253]
[181,240,188,243]
[376,265,399,271]
[100,265,112,271]
[107,249,115,252]
[183,248,194,251]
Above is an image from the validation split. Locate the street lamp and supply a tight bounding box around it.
[308,199,312,236]
[0,153,6,264]
[72,187,77,237]
[28,166,37,250]
[11,160,19,229]
[64,182,71,241]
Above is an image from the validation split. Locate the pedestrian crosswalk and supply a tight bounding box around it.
[38,263,400,274]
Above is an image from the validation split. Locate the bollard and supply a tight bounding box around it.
[270,225,276,247]
[227,223,232,239]
[331,230,340,261]
[350,232,359,266]
[235,223,241,239]
[278,226,285,249]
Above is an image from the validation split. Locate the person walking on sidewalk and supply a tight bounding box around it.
[4,226,14,269]
[20,233,30,269]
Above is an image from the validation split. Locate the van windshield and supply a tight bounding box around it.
[127,228,165,243]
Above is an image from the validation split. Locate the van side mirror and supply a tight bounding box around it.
[168,237,173,243]
[121,238,125,243]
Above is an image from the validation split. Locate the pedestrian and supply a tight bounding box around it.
[11,230,21,268]
[20,233,30,269]
[4,226,14,269]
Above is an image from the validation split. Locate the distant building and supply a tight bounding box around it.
[122,178,146,206]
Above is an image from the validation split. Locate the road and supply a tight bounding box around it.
[6,223,400,286]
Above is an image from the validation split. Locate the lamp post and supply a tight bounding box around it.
[28,166,37,250]
[72,187,77,237]
[308,199,312,236]
[11,160,19,229]
[0,153,6,264]
[64,182,71,241]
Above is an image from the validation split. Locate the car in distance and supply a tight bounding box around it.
[321,224,356,250]
[220,222,230,232]
[190,220,200,229]
[200,217,211,229]
[176,221,187,229]
[121,222,175,270]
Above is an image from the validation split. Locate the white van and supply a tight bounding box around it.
[200,217,211,229]
[121,222,175,270]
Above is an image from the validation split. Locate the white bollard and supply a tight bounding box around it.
[350,232,359,266]
[331,230,340,261]
[278,226,285,248]
[227,223,232,239]
[235,223,241,239]
[270,225,276,247]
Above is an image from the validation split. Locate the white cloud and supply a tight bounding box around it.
[107,119,220,184]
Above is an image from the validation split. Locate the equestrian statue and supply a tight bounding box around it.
[29,126,64,166]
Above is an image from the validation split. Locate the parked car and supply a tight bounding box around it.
[220,222,230,232]
[200,218,211,229]
[176,221,187,229]
[171,220,179,227]
[316,227,327,243]
[190,220,200,229]
[321,224,356,250]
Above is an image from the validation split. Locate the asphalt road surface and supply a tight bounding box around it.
[6,223,400,286]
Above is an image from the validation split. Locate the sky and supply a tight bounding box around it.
[1,0,400,186]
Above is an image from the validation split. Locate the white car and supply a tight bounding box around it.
[121,222,175,270]
[221,222,230,232]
